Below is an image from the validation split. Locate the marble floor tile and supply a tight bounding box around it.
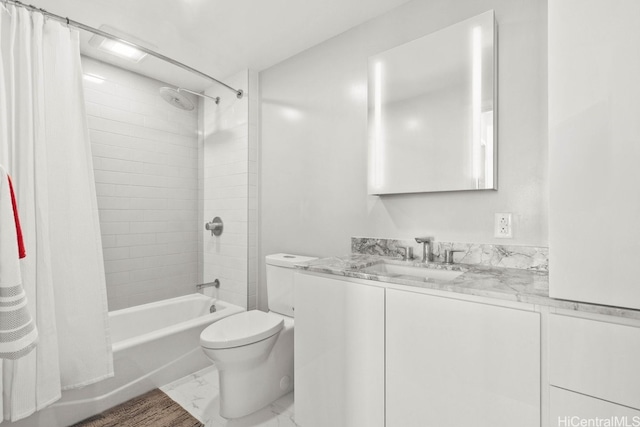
[161,366,299,427]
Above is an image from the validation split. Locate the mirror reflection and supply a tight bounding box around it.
[368,10,497,195]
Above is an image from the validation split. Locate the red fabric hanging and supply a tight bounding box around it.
[7,175,26,259]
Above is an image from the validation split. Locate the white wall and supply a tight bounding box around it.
[200,70,258,309]
[259,0,547,309]
[82,57,199,310]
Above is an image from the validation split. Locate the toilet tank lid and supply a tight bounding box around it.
[266,253,317,268]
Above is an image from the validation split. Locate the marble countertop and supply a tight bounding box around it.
[297,254,640,321]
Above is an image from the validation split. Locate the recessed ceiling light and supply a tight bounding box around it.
[89,36,147,63]
[88,25,155,64]
[101,39,147,62]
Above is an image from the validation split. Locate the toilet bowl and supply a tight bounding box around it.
[199,253,316,419]
[201,310,294,419]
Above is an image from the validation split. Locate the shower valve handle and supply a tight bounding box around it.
[205,217,224,236]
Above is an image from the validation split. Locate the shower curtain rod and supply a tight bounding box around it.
[3,0,244,99]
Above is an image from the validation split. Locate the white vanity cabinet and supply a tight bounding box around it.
[294,272,541,427]
[385,288,540,427]
[549,387,640,427]
[548,312,640,426]
[294,273,385,427]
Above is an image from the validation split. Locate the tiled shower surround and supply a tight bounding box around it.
[84,56,256,311]
[352,237,549,271]
[83,57,199,310]
[199,70,258,309]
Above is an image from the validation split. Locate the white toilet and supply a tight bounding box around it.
[200,253,316,419]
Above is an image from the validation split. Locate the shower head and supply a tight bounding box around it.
[159,87,195,111]
[159,87,221,111]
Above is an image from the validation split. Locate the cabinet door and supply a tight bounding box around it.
[294,273,385,427]
[550,386,640,427]
[549,314,640,410]
[549,0,640,309]
[386,288,540,427]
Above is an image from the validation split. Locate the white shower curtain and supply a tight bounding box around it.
[0,5,113,422]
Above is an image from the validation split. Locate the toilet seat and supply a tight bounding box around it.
[201,310,284,350]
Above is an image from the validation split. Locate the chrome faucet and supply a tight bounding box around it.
[399,246,414,261]
[444,249,463,264]
[196,279,220,291]
[415,236,434,262]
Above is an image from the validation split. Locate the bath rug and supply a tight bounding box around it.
[71,388,203,427]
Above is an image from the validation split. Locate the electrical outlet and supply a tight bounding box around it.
[494,213,513,238]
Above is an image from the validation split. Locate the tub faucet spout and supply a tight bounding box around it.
[197,279,220,291]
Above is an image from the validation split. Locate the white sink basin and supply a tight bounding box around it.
[360,262,463,282]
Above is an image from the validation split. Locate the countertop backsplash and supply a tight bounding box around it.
[351,237,549,272]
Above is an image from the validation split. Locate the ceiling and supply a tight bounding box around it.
[28,0,412,92]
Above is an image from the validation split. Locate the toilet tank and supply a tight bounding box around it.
[266,253,317,317]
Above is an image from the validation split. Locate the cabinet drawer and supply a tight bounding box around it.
[550,387,640,427]
[549,314,640,409]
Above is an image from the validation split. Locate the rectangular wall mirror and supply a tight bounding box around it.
[368,10,497,195]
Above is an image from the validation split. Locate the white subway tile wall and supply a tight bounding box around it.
[82,57,199,310]
[200,70,257,309]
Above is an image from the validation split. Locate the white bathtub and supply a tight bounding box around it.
[11,293,244,427]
